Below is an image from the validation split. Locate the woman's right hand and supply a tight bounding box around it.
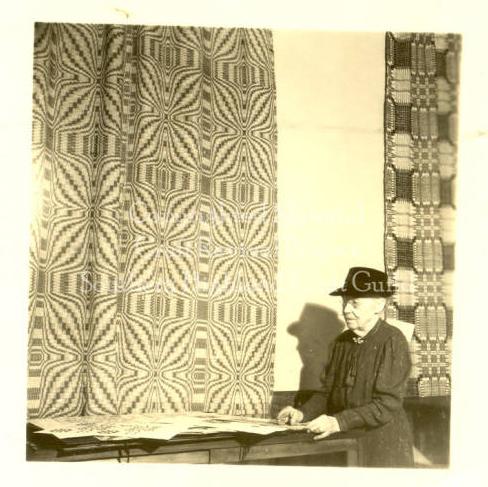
[277,406,304,425]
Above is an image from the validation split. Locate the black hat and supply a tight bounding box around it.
[329,267,396,297]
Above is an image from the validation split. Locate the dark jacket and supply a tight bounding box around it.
[299,319,414,467]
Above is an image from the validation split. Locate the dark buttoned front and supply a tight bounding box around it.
[299,319,414,467]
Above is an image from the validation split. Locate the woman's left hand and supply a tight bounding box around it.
[307,414,341,440]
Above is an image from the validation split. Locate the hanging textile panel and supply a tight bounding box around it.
[29,23,278,418]
[384,33,460,397]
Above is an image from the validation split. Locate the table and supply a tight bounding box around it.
[27,424,364,465]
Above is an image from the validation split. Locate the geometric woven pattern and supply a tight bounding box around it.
[384,32,460,397]
[28,23,278,418]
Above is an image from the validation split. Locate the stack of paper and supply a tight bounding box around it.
[29,412,308,441]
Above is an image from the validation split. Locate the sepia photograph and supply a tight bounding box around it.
[3,2,488,487]
[24,21,459,469]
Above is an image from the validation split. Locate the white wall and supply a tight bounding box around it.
[273,31,386,390]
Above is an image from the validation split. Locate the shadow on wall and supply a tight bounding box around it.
[287,304,344,391]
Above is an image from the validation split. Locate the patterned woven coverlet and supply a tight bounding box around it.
[29,24,278,418]
[384,33,460,397]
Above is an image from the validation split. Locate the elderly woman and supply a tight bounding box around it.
[278,267,414,467]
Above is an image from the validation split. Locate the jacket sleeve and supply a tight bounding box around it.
[333,332,411,431]
[298,344,338,422]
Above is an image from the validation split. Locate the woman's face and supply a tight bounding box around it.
[341,296,385,333]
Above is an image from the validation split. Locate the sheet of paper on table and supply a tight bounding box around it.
[30,413,198,440]
[30,412,309,441]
